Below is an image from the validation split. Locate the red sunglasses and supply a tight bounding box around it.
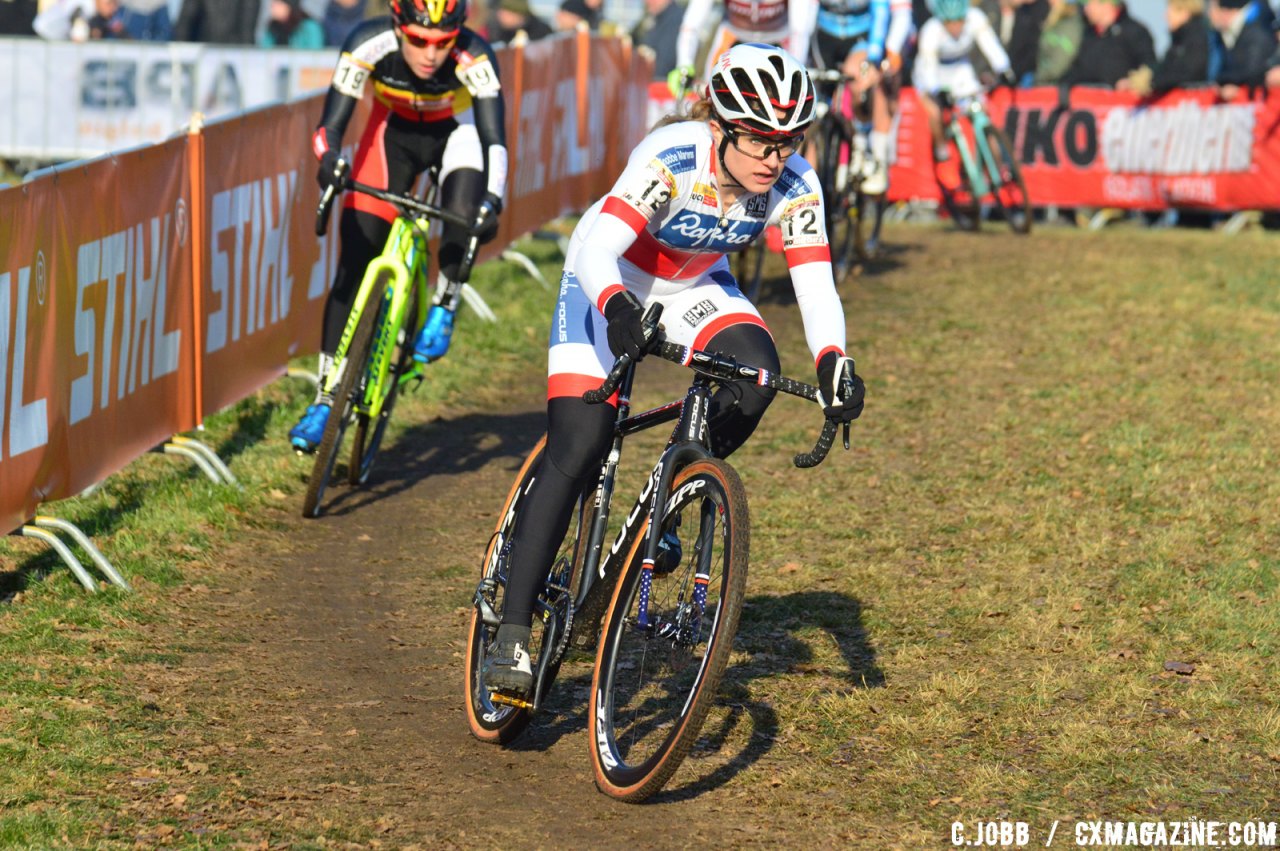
[399,26,458,48]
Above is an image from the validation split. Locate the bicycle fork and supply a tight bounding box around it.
[634,381,716,640]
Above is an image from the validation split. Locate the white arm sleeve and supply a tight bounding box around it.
[788,0,818,66]
[676,0,717,71]
[912,21,941,93]
[774,163,847,363]
[885,0,914,57]
[970,9,1011,74]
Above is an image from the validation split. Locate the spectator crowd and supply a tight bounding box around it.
[1,0,1276,94]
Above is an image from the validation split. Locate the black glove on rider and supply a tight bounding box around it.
[603,290,653,361]
[316,150,343,192]
[998,69,1018,90]
[816,351,866,423]
[473,192,503,245]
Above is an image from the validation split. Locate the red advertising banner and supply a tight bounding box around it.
[198,98,334,417]
[0,137,196,534]
[888,87,1280,211]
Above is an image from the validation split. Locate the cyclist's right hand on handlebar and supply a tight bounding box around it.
[603,290,658,361]
[316,150,345,192]
[667,65,695,98]
[817,352,865,423]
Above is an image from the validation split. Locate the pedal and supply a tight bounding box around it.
[488,690,533,710]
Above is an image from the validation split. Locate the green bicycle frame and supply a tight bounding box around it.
[947,98,1004,200]
[321,213,432,422]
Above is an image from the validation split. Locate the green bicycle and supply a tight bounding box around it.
[301,162,480,518]
[936,89,1031,234]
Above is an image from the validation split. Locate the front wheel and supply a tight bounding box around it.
[588,458,750,802]
[982,125,1032,235]
[301,273,387,518]
[349,281,421,485]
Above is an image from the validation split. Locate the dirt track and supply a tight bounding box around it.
[124,296,847,847]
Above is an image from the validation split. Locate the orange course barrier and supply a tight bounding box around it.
[1,137,197,535]
[0,33,653,538]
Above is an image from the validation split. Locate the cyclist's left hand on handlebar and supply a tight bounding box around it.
[473,192,503,244]
[817,352,866,423]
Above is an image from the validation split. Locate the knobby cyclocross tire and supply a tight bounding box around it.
[854,192,885,263]
[349,276,420,485]
[982,125,1032,235]
[588,458,750,802]
[814,115,859,284]
[464,437,588,745]
[301,273,388,518]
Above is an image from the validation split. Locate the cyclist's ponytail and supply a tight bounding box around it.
[652,95,715,131]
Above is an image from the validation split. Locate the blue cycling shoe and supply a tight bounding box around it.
[289,403,331,453]
[413,305,456,363]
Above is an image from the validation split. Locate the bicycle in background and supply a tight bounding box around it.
[934,89,1031,234]
[810,66,888,283]
[464,305,852,801]
[301,162,480,518]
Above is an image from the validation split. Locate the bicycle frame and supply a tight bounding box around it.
[320,215,432,422]
[944,96,1002,200]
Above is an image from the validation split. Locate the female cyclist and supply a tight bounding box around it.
[912,0,1012,185]
[483,43,867,691]
[290,0,508,452]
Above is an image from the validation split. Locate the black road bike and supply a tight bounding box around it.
[464,305,852,801]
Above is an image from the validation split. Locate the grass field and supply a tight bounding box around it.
[1,222,1277,847]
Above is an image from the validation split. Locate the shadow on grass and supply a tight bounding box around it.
[491,590,882,804]
[315,410,546,518]
[648,590,883,803]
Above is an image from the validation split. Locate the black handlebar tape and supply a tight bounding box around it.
[794,418,838,468]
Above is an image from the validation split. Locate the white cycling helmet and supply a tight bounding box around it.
[708,43,816,138]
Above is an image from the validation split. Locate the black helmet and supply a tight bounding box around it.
[391,0,467,30]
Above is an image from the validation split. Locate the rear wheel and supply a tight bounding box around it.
[982,125,1032,235]
[465,437,588,744]
[588,458,749,802]
[814,115,858,284]
[302,274,386,518]
[854,191,885,262]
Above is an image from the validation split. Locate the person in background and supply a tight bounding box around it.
[290,0,509,451]
[976,0,1049,85]
[1032,0,1083,83]
[322,0,368,45]
[87,0,126,37]
[32,0,94,39]
[1059,0,1154,87]
[172,0,264,43]
[556,0,601,30]
[1128,0,1208,94]
[1208,0,1274,93]
[488,0,552,41]
[261,0,326,46]
[631,0,685,79]
[0,0,40,35]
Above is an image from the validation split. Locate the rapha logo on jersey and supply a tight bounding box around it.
[744,193,769,218]
[658,145,697,174]
[662,211,757,247]
[682,299,718,327]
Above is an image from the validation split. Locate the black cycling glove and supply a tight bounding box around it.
[603,290,654,361]
[473,192,503,244]
[316,150,343,191]
[816,351,866,423]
